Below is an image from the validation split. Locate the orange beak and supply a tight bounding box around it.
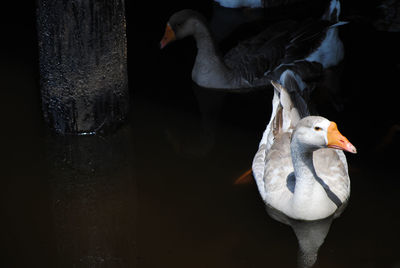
[160,24,176,49]
[327,122,357,153]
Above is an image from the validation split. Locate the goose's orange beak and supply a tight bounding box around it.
[327,122,357,154]
[160,24,176,49]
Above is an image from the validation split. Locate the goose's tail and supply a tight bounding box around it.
[322,0,342,22]
[252,69,312,200]
[260,69,311,148]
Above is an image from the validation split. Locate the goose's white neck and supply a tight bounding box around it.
[290,138,336,220]
[193,24,218,56]
[191,23,235,88]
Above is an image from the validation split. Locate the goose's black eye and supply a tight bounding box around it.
[314,126,322,131]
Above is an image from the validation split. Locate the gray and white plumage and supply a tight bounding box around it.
[252,70,355,220]
[161,0,346,90]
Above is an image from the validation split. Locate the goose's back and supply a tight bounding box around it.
[223,18,334,85]
[223,20,297,83]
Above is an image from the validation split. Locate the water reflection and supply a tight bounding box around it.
[164,85,226,158]
[266,206,334,268]
[44,126,137,267]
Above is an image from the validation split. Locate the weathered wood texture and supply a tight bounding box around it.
[37,0,129,134]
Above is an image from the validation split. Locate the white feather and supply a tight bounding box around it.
[305,27,344,68]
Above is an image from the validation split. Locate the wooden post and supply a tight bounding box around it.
[37,0,129,135]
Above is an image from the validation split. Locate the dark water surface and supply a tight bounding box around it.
[1,0,399,267]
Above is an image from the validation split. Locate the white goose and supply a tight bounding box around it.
[252,70,356,221]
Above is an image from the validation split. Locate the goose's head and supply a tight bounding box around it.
[292,116,357,153]
[160,9,207,49]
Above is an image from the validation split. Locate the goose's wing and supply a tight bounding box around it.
[252,116,294,202]
[281,18,333,65]
[223,20,297,84]
[223,18,334,86]
[267,59,323,82]
[313,149,350,204]
[259,133,294,208]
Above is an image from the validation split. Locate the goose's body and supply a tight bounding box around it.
[252,71,356,220]
[160,0,346,90]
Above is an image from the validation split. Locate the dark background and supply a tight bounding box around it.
[0,0,399,267]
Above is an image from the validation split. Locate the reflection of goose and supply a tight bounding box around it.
[293,218,332,268]
[252,70,356,221]
[160,0,346,90]
[164,85,226,158]
[267,206,333,268]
